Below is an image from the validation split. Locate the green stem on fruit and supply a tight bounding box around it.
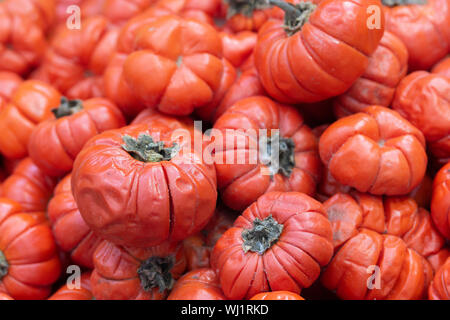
[260,132,296,178]
[269,0,317,36]
[0,250,8,280]
[138,256,175,293]
[122,134,179,163]
[52,97,83,118]
[242,215,284,255]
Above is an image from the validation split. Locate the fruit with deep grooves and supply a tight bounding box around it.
[213,96,321,211]
[72,123,217,247]
[211,191,333,300]
[319,106,427,195]
[91,240,186,300]
[254,0,384,103]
